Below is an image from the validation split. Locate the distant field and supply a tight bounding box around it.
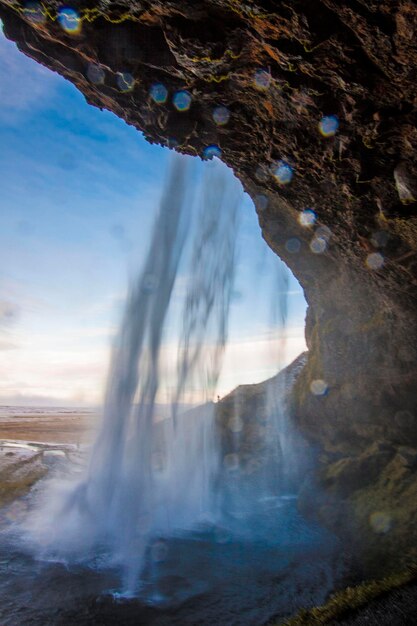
[0,407,98,445]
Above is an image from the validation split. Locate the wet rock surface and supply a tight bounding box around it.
[0,0,416,570]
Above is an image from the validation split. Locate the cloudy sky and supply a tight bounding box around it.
[0,27,307,407]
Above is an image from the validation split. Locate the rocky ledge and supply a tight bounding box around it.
[0,0,416,571]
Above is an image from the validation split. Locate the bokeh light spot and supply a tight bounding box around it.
[117,72,135,92]
[166,138,179,149]
[203,145,222,160]
[299,209,317,227]
[366,252,384,270]
[370,230,389,248]
[369,511,392,534]
[23,1,46,25]
[151,540,168,562]
[310,237,327,254]
[87,63,105,85]
[150,82,168,104]
[310,379,328,396]
[315,225,332,241]
[254,69,271,90]
[173,90,192,112]
[228,416,243,433]
[255,165,268,183]
[273,161,294,185]
[213,105,230,126]
[285,238,301,254]
[58,7,81,34]
[319,115,339,137]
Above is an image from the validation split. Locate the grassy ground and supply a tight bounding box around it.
[278,568,417,626]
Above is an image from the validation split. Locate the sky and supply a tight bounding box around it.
[0,27,307,407]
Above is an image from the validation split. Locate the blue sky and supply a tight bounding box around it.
[0,28,307,406]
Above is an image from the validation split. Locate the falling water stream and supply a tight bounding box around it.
[0,155,344,625]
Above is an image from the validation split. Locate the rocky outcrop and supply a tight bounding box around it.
[0,0,416,569]
[216,352,310,492]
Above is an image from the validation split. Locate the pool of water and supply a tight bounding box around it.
[0,488,344,626]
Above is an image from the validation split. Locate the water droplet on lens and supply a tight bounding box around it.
[228,416,243,433]
[255,195,268,211]
[58,7,81,34]
[117,72,135,92]
[272,161,293,185]
[87,63,105,85]
[315,225,332,241]
[23,1,46,25]
[151,540,168,562]
[299,209,316,227]
[202,145,222,160]
[366,252,384,270]
[369,511,391,534]
[254,69,271,90]
[319,115,339,137]
[173,90,192,111]
[310,379,328,396]
[213,105,230,125]
[394,410,414,428]
[310,237,327,254]
[370,230,389,248]
[150,82,168,104]
[255,165,268,182]
[142,274,157,294]
[224,453,239,471]
[285,238,301,254]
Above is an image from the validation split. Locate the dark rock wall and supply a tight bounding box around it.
[1,0,416,568]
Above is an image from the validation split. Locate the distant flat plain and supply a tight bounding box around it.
[0,407,97,445]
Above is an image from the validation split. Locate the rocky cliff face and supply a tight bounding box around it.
[1,0,416,570]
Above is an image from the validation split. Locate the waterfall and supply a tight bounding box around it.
[31,155,241,593]
[26,154,305,599]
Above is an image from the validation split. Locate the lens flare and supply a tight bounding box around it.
[58,7,81,34]
[285,238,301,254]
[254,69,271,90]
[366,252,384,270]
[173,90,192,111]
[203,145,222,160]
[87,63,105,85]
[23,1,46,25]
[150,82,168,104]
[319,115,339,137]
[273,161,293,185]
[310,379,328,396]
[213,105,230,126]
[299,209,316,227]
[117,72,135,92]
